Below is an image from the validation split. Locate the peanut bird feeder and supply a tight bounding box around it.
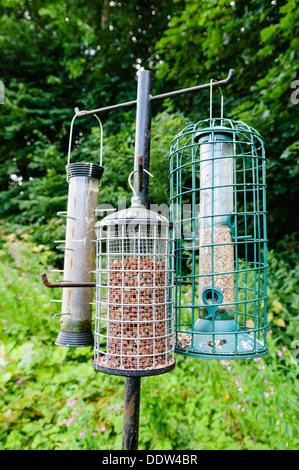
[92,170,175,376]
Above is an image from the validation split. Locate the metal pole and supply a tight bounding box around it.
[122,69,153,451]
[133,69,153,206]
[122,376,141,450]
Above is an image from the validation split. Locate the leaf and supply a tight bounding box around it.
[273,318,286,328]
[272,300,283,313]
[17,343,34,370]
[0,372,12,384]
[267,312,273,323]
[260,24,277,43]
[66,58,86,79]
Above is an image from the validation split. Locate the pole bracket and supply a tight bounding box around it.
[41,273,96,288]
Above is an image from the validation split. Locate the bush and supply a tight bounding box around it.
[0,234,298,450]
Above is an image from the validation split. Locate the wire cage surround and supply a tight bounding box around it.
[170,118,268,359]
[92,201,175,376]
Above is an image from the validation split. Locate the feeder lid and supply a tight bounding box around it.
[194,126,236,143]
[66,162,104,182]
[95,197,170,228]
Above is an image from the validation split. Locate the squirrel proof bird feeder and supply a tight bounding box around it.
[92,170,175,376]
[170,117,268,359]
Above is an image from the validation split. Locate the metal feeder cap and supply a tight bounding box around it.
[194,126,235,143]
[95,202,170,228]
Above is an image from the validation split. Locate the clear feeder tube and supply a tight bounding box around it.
[56,163,103,347]
[198,133,235,318]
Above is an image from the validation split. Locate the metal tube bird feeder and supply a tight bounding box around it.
[42,112,104,347]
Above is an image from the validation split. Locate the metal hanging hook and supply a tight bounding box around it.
[210,79,224,121]
[128,168,153,198]
[67,109,103,168]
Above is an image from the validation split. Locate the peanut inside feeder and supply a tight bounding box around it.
[92,195,175,376]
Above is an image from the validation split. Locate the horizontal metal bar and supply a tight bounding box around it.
[96,283,174,289]
[150,69,235,101]
[52,313,71,318]
[57,211,76,220]
[94,208,116,213]
[74,99,137,117]
[56,247,74,251]
[96,317,173,325]
[99,300,173,307]
[41,273,96,288]
[73,69,234,117]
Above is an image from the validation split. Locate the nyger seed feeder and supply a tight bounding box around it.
[41,112,104,347]
[170,104,268,359]
[92,169,175,376]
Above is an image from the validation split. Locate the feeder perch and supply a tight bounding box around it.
[42,112,104,347]
[92,170,175,376]
[170,117,268,359]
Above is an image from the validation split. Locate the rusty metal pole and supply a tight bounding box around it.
[122,69,153,451]
[133,69,153,207]
[122,376,141,450]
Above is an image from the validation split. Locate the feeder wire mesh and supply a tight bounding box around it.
[92,174,175,376]
[170,117,268,359]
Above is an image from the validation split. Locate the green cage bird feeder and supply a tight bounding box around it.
[170,118,268,359]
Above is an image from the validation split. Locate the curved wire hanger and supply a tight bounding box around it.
[210,78,224,121]
[67,108,103,167]
[128,168,153,198]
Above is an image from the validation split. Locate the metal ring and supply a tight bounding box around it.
[202,286,224,305]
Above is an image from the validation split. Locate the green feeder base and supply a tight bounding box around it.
[176,319,268,360]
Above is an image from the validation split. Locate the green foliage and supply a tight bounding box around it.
[155,0,299,247]
[0,0,183,226]
[0,0,298,452]
[267,246,299,346]
[0,107,187,259]
[0,237,298,450]
[0,0,297,251]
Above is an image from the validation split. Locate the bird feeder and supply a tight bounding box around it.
[42,113,104,347]
[92,170,175,376]
[170,117,268,359]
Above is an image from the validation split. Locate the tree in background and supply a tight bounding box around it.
[0,0,182,239]
[154,0,299,249]
[0,0,298,254]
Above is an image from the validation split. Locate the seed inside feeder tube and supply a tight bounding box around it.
[199,226,235,317]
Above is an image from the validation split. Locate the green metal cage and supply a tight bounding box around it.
[169,118,268,359]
